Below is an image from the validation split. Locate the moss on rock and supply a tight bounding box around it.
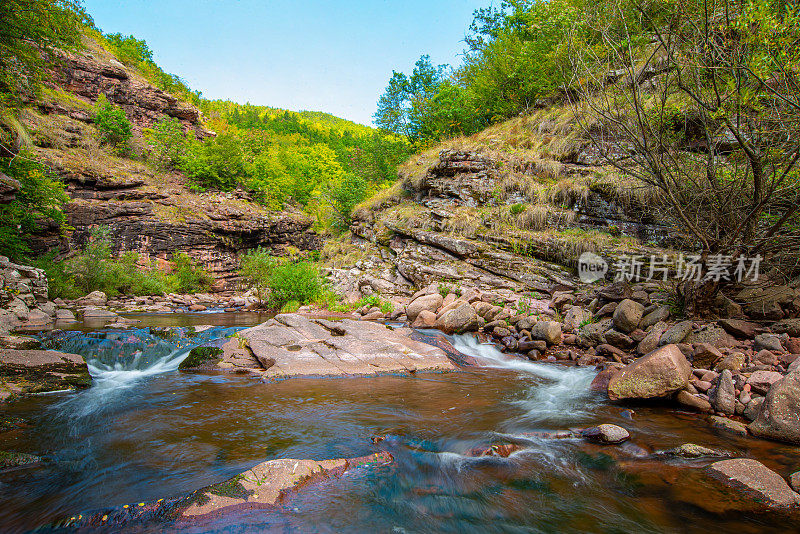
[178,346,224,370]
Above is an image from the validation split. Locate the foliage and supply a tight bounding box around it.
[93,94,132,147]
[180,133,244,190]
[571,0,800,300]
[238,247,322,308]
[0,0,90,113]
[320,173,369,231]
[171,252,214,293]
[0,155,68,261]
[36,227,212,298]
[145,116,187,169]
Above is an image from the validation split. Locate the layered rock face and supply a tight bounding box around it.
[43,40,211,139]
[22,37,321,289]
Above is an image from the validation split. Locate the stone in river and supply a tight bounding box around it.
[406,293,443,322]
[709,415,748,436]
[223,313,457,379]
[0,350,91,400]
[434,302,480,334]
[581,424,630,444]
[707,458,800,507]
[711,369,736,415]
[607,344,691,401]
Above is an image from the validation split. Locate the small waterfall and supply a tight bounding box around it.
[38,326,242,420]
[450,334,599,424]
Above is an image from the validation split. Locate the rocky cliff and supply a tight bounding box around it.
[20,35,320,289]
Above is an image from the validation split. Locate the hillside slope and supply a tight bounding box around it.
[17,34,322,290]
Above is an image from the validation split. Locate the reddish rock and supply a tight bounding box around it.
[607,344,692,401]
[707,458,800,507]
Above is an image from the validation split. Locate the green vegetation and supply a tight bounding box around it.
[178,346,224,370]
[0,0,89,114]
[93,95,132,147]
[238,248,323,309]
[0,155,68,261]
[35,227,213,299]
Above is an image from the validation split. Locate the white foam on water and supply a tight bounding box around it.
[450,334,599,424]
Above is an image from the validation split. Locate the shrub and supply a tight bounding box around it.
[266,261,322,308]
[322,173,369,231]
[146,116,187,169]
[238,247,275,305]
[93,95,132,147]
[238,248,322,308]
[37,227,214,298]
[171,252,213,293]
[180,134,244,190]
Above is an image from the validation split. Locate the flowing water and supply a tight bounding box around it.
[1,315,799,533]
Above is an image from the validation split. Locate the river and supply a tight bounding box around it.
[0,313,798,533]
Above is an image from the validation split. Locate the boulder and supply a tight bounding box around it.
[531,321,562,345]
[597,281,632,301]
[640,305,670,330]
[684,326,736,348]
[715,351,746,373]
[435,303,481,334]
[406,293,443,322]
[578,318,612,347]
[612,299,644,333]
[637,322,668,355]
[754,334,785,354]
[55,309,77,322]
[747,370,784,395]
[604,330,634,349]
[76,290,107,307]
[563,306,592,332]
[755,349,779,366]
[718,319,758,339]
[709,415,748,436]
[707,458,800,507]
[692,343,723,369]
[82,307,119,319]
[607,344,692,401]
[581,424,630,444]
[773,318,800,338]
[743,397,764,422]
[229,314,457,379]
[411,310,437,328]
[659,321,693,346]
[711,369,736,415]
[749,369,800,444]
[676,390,713,412]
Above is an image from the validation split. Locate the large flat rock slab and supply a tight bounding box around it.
[0,349,91,400]
[218,313,457,379]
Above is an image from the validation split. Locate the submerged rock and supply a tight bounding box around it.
[607,344,691,401]
[178,346,224,370]
[663,443,729,458]
[0,450,42,470]
[58,451,393,528]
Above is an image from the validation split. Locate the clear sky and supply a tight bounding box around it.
[83,0,490,126]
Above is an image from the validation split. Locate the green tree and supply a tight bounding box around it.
[94,94,132,146]
[321,173,369,231]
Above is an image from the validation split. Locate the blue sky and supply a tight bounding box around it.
[83,0,491,125]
